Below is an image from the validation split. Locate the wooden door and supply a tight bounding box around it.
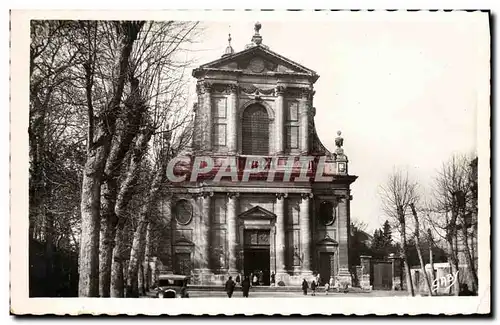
[174,252,192,275]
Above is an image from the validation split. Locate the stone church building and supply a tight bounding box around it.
[157,23,357,286]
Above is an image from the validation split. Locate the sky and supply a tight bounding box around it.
[181,12,488,233]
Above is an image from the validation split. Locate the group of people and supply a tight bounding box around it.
[301,275,342,296]
[224,271,276,298]
[250,270,269,286]
[224,275,252,298]
[224,273,343,298]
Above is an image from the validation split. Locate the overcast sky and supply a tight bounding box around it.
[183,12,488,233]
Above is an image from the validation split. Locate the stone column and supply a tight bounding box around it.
[228,84,238,154]
[199,193,212,272]
[300,193,313,275]
[299,89,310,155]
[192,102,201,153]
[227,193,239,273]
[274,86,285,155]
[337,194,352,286]
[202,81,212,152]
[275,193,287,274]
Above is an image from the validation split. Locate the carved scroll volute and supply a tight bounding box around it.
[300,193,314,201]
[202,81,213,94]
[229,84,238,94]
[192,191,214,200]
[275,85,286,96]
[227,192,240,200]
[276,193,288,200]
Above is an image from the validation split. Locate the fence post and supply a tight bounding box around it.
[389,253,402,291]
[359,255,372,290]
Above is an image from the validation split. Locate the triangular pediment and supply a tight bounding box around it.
[316,237,339,246]
[238,205,276,220]
[193,45,318,79]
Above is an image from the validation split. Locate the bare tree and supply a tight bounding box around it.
[379,167,419,296]
[78,21,145,297]
[428,153,478,295]
[100,21,199,297]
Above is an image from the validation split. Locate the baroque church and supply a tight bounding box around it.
[156,23,358,286]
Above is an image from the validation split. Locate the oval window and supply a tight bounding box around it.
[175,199,193,225]
[319,201,335,226]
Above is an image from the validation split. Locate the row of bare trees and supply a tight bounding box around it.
[379,153,478,296]
[29,20,199,297]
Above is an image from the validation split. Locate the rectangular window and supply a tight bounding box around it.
[287,101,299,121]
[286,126,299,149]
[213,123,227,147]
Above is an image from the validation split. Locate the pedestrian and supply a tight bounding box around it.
[311,279,317,296]
[302,278,309,295]
[259,271,264,286]
[225,276,235,298]
[235,274,241,286]
[334,276,341,292]
[324,281,330,295]
[242,276,251,298]
[253,273,258,286]
[270,272,276,287]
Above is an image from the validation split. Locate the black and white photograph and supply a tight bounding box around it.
[9,9,490,315]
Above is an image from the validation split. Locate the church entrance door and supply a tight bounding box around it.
[244,248,270,285]
[319,252,335,286]
[243,229,271,286]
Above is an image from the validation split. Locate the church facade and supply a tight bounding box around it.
[158,23,357,286]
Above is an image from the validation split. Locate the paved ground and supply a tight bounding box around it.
[145,289,409,298]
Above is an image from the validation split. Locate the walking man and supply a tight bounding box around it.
[225,276,236,298]
[242,276,251,298]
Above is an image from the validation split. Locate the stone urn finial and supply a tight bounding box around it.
[255,22,261,34]
[251,22,263,45]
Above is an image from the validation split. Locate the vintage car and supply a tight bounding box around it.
[153,274,190,298]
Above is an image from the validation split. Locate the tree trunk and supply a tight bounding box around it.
[460,226,478,293]
[99,180,118,297]
[144,222,152,291]
[110,129,154,297]
[126,166,165,297]
[446,234,460,296]
[78,21,144,297]
[78,144,107,296]
[44,210,55,296]
[410,204,433,296]
[99,77,148,297]
[415,241,432,296]
[138,263,145,296]
[427,229,436,284]
[400,222,414,296]
[110,220,125,297]
[126,219,148,298]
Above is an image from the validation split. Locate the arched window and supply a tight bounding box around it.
[242,104,269,155]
